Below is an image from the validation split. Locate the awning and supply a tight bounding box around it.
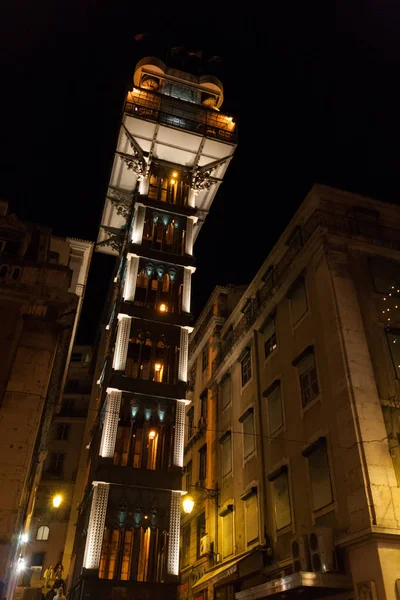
[235,572,353,600]
[192,555,244,591]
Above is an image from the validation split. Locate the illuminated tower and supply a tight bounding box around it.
[68,56,236,600]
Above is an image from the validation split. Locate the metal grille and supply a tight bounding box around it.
[178,327,189,382]
[131,204,146,244]
[182,267,192,313]
[83,482,110,569]
[173,400,186,467]
[99,391,122,457]
[113,316,131,371]
[167,491,181,575]
[123,255,139,301]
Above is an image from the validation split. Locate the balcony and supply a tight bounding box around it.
[213,209,400,373]
[125,90,237,144]
[189,303,228,354]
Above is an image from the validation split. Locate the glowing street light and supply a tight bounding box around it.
[182,495,195,514]
[159,303,167,312]
[149,430,156,440]
[16,557,26,573]
[154,363,162,372]
[52,495,63,508]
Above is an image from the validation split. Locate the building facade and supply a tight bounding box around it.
[0,204,93,599]
[68,56,237,600]
[22,345,93,589]
[182,185,400,600]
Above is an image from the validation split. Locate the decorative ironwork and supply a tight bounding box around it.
[97,226,125,253]
[191,168,214,193]
[107,187,133,219]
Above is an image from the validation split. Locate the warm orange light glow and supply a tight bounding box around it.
[182,495,195,514]
[149,430,156,439]
[171,179,176,184]
[155,363,162,372]
[172,172,178,177]
[159,303,167,312]
[52,495,63,508]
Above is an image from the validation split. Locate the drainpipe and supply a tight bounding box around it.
[253,330,269,547]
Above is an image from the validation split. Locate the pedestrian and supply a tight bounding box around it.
[54,587,66,600]
[43,565,53,589]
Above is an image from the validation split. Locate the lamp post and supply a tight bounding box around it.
[181,484,220,562]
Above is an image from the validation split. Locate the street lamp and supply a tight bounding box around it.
[181,484,219,513]
[52,494,63,508]
[182,495,195,514]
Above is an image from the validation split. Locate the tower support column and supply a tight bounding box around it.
[99,390,122,458]
[167,491,181,576]
[113,315,131,371]
[83,482,110,570]
[185,217,197,256]
[182,267,196,314]
[131,203,146,244]
[123,253,139,301]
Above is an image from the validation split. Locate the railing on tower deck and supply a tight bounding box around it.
[188,303,229,355]
[125,90,237,143]
[212,208,400,374]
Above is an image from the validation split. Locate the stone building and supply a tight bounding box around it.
[67,55,236,600]
[0,201,93,599]
[22,345,93,588]
[181,185,400,600]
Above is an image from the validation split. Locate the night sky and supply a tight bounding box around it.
[3,3,400,343]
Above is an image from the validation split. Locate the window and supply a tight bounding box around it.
[302,438,333,512]
[185,460,192,489]
[36,526,49,541]
[189,365,196,391]
[200,390,208,419]
[187,407,194,439]
[31,552,45,567]
[199,445,207,483]
[48,453,65,476]
[56,423,70,441]
[181,524,191,567]
[386,329,400,378]
[202,345,209,372]
[370,257,400,295]
[221,509,233,559]
[240,409,255,459]
[196,512,206,558]
[262,315,277,359]
[264,381,283,435]
[221,374,231,410]
[294,347,319,408]
[240,349,252,387]
[221,432,232,477]
[289,277,308,325]
[268,467,291,531]
[242,490,258,545]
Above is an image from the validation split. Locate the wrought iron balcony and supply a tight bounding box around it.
[125,92,237,144]
[212,209,400,374]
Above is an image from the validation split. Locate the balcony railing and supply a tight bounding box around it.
[125,97,237,143]
[212,209,400,374]
[189,303,228,354]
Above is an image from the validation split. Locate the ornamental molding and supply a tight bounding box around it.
[121,124,147,177]
[97,226,125,253]
[191,156,229,193]
[107,187,133,219]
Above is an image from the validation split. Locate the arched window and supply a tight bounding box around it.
[37,525,50,541]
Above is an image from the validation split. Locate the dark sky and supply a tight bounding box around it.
[2,3,400,343]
